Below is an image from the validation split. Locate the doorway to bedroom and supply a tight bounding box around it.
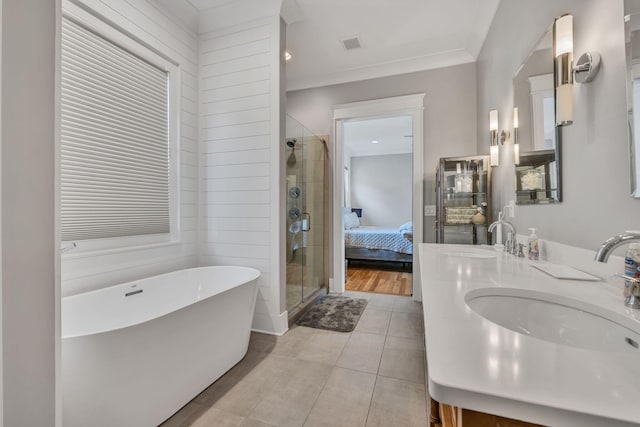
[331,94,424,300]
[342,114,414,296]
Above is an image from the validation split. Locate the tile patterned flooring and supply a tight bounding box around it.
[161,291,427,427]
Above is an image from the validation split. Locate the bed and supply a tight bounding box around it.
[344,216,413,267]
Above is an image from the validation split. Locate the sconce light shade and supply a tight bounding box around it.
[554,15,573,56]
[513,107,520,165]
[489,109,499,166]
[489,109,498,131]
[556,85,573,125]
[490,145,499,167]
[554,14,574,126]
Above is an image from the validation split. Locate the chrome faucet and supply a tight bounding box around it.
[594,231,640,262]
[488,212,517,255]
[503,223,517,254]
[595,231,640,309]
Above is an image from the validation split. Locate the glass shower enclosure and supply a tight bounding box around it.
[285,115,328,313]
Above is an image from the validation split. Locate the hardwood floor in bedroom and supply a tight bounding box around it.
[346,265,412,296]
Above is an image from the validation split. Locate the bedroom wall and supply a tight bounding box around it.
[286,62,478,243]
[477,0,639,251]
[351,154,412,228]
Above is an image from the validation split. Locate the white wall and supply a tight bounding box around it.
[477,0,639,251]
[60,0,200,296]
[2,0,56,425]
[286,63,478,243]
[198,15,287,334]
[351,154,412,227]
[58,0,288,333]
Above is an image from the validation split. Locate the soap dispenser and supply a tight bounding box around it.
[528,228,539,261]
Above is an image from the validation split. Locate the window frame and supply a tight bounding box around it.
[61,3,181,256]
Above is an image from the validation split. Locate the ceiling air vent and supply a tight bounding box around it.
[341,36,362,51]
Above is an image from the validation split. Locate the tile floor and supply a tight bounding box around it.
[161,291,428,427]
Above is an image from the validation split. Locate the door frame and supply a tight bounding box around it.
[330,94,425,301]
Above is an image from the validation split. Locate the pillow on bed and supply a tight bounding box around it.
[399,221,413,233]
[344,212,360,229]
[399,221,413,241]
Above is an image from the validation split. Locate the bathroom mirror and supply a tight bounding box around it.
[513,26,562,205]
[625,0,640,198]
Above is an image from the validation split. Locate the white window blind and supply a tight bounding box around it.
[61,17,170,241]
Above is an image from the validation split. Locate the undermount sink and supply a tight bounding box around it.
[439,247,497,259]
[466,288,640,352]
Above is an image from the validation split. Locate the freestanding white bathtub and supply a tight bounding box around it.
[62,266,260,427]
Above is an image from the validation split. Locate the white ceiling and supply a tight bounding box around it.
[180,0,500,91]
[284,0,500,90]
[344,115,413,158]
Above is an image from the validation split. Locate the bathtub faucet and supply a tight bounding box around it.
[61,242,77,253]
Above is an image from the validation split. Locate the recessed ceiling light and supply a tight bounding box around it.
[285,51,293,61]
[371,140,379,144]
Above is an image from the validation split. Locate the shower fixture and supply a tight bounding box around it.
[287,139,297,167]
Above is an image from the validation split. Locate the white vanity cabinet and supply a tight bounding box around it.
[420,243,640,427]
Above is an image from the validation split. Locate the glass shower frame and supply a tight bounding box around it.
[285,115,327,312]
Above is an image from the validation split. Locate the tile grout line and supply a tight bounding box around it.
[363,372,380,427]
[363,312,393,426]
[298,360,339,427]
[333,328,353,368]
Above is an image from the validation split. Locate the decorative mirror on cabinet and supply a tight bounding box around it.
[513,26,562,205]
[625,0,640,198]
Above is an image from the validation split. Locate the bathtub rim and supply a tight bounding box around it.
[62,265,260,339]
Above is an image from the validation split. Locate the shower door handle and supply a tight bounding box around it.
[301,213,311,231]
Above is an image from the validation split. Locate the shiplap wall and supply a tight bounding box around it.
[199,17,286,334]
[61,0,199,296]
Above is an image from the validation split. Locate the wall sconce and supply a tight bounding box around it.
[553,13,602,126]
[490,109,499,166]
[513,107,520,165]
[554,14,573,126]
[489,109,512,167]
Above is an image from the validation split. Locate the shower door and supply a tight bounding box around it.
[286,115,327,312]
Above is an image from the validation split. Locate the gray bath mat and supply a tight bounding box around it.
[296,295,367,332]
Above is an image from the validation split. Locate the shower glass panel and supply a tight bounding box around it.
[285,115,327,312]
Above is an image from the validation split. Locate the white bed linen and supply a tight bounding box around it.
[345,226,413,254]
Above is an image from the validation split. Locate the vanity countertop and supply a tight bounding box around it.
[419,243,640,427]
